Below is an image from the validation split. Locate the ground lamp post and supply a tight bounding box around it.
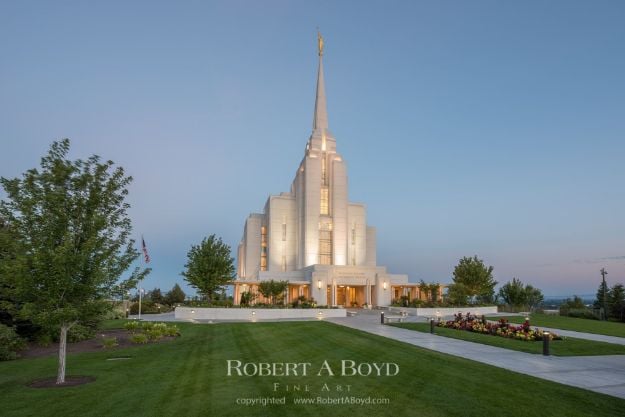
[430,317,435,334]
[543,332,550,356]
[381,312,385,324]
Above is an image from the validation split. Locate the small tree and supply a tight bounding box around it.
[0,140,148,383]
[560,295,587,316]
[498,278,527,307]
[452,256,497,304]
[148,288,164,304]
[428,283,441,302]
[181,235,235,303]
[239,291,256,306]
[165,283,186,305]
[418,280,429,301]
[524,285,544,311]
[499,278,544,312]
[446,283,469,305]
[609,284,625,322]
[258,280,288,305]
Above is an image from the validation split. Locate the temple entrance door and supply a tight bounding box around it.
[337,285,366,307]
[337,286,347,306]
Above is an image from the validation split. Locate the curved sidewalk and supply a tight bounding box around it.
[328,313,625,400]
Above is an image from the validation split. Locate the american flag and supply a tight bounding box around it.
[142,236,150,263]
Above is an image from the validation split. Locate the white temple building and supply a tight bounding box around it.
[233,36,430,307]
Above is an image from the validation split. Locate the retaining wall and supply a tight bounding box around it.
[175,307,347,321]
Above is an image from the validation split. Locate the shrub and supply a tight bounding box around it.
[163,325,180,337]
[36,333,53,347]
[103,309,126,320]
[124,321,140,332]
[0,324,26,361]
[130,333,149,344]
[129,301,171,314]
[564,309,598,320]
[409,299,423,307]
[102,337,118,349]
[146,328,163,341]
[67,324,96,343]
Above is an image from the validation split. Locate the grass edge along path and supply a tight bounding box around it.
[486,313,625,338]
[391,322,625,356]
[1,321,624,417]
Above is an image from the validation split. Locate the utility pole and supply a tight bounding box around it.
[601,268,608,321]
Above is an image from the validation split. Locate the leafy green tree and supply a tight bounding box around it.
[165,283,186,305]
[239,291,256,306]
[427,283,439,302]
[498,278,527,307]
[525,285,544,311]
[0,140,148,383]
[418,280,441,302]
[258,280,288,305]
[567,296,586,309]
[148,288,164,304]
[452,256,497,304]
[498,278,544,311]
[0,217,18,327]
[181,235,235,303]
[446,282,469,305]
[609,284,625,322]
[418,280,429,301]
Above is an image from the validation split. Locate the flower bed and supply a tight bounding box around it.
[437,313,562,342]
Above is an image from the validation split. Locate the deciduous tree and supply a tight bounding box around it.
[181,235,235,303]
[0,139,149,383]
[451,256,497,304]
[258,280,288,305]
[498,278,544,311]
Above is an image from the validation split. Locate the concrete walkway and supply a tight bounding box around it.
[328,311,625,400]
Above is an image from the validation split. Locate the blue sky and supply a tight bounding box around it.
[1,1,624,297]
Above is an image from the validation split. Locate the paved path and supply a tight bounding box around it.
[328,312,625,400]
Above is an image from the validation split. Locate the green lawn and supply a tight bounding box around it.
[488,314,625,337]
[392,323,625,356]
[2,321,625,417]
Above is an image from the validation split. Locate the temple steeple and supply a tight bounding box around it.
[313,32,328,131]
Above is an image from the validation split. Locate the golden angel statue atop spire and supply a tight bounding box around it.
[317,31,324,56]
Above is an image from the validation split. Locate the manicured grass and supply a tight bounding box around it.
[100,319,131,330]
[392,323,625,356]
[487,314,625,338]
[2,321,625,417]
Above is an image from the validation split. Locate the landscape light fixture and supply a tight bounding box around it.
[543,331,550,356]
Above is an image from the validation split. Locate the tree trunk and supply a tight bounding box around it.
[56,323,70,384]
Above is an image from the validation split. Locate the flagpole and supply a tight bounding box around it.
[138,286,143,320]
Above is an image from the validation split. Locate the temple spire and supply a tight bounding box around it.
[313,31,328,131]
